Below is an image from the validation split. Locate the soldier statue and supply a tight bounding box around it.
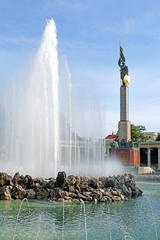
[118,46,130,86]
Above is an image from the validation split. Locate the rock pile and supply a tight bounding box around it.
[0,171,142,202]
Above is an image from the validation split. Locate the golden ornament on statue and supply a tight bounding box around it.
[123,74,130,86]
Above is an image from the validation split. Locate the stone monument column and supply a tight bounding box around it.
[118,46,131,142]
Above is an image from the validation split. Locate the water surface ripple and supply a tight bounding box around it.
[0,181,159,240]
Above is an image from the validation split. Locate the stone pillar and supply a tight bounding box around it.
[120,85,129,121]
[158,148,160,169]
[147,148,151,167]
[118,85,131,142]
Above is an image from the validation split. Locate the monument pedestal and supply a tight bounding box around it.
[112,148,140,166]
[118,120,131,141]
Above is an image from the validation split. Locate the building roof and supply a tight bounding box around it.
[105,134,118,141]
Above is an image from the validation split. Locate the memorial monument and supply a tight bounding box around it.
[105,46,140,166]
[118,46,131,142]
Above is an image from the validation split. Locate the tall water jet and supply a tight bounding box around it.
[0,19,107,178]
[1,19,60,177]
[26,19,60,177]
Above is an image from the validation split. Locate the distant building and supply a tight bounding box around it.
[143,132,159,141]
[105,133,118,158]
[105,133,118,142]
[140,141,160,169]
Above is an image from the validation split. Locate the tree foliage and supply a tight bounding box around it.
[156,133,160,141]
[131,124,147,143]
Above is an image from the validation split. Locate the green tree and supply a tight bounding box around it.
[131,124,147,143]
[156,133,160,141]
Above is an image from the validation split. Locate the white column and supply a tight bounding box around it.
[158,148,160,169]
[147,148,151,167]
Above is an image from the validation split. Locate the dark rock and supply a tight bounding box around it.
[112,195,121,201]
[0,172,142,203]
[12,172,29,189]
[131,186,143,197]
[49,188,60,200]
[23,175,33,189]
[104,177,116,188]
[0,179,4,187]
[11,184,26,199]
[75,176,80,188]
[95,192,103,201]
[64,196,72,201]
[58,190,67,199]
[103,190,113,198]
[46,178,56,189]
[80,176,90,185]
[36,189,49,200]
[32,178,47,190]
[0,186,12,200]
[66,175,77,185]
[13,172,21,183]
[78,193,92,201]
[62,175,76,191]
[121,184,131,198]
[99,196,108,202]
[56,172,66,187]
[26,189,36,199]
[68,185,75,193]
[80,185,92,192]
[72,199,80,203]
[0,172,12,187]
[68,192,77,198]
[57,198,64,202]
[88,178,99,189]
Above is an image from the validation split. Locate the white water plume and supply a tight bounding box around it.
[0,19,109,177]
[26,19,60,177]
[0,19,60,177]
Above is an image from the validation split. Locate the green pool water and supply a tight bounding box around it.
[0,181,160,240]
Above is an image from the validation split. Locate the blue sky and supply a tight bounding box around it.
[0,0,160,136]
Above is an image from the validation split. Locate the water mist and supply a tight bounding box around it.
[0,19,110,177]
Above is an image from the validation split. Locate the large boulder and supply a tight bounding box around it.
[131,186,143,197]
[104,177,116,188]
[88,178,99,189]
[49,188,60,200]
[0,186,12,200]
[12,172,21,184]
[36,189,49,200]
[78,192,92,201]
[122,184,132,198]
[80,176,90,185]
[0,172,12,187]
[26,189,36,199]
[12,173,34,190]
[46,178,56,189]
[23,175,33,189]
[11,184,26,199]
[32,178,47,190]
[63,175,77,192]
[55,172,66,187]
